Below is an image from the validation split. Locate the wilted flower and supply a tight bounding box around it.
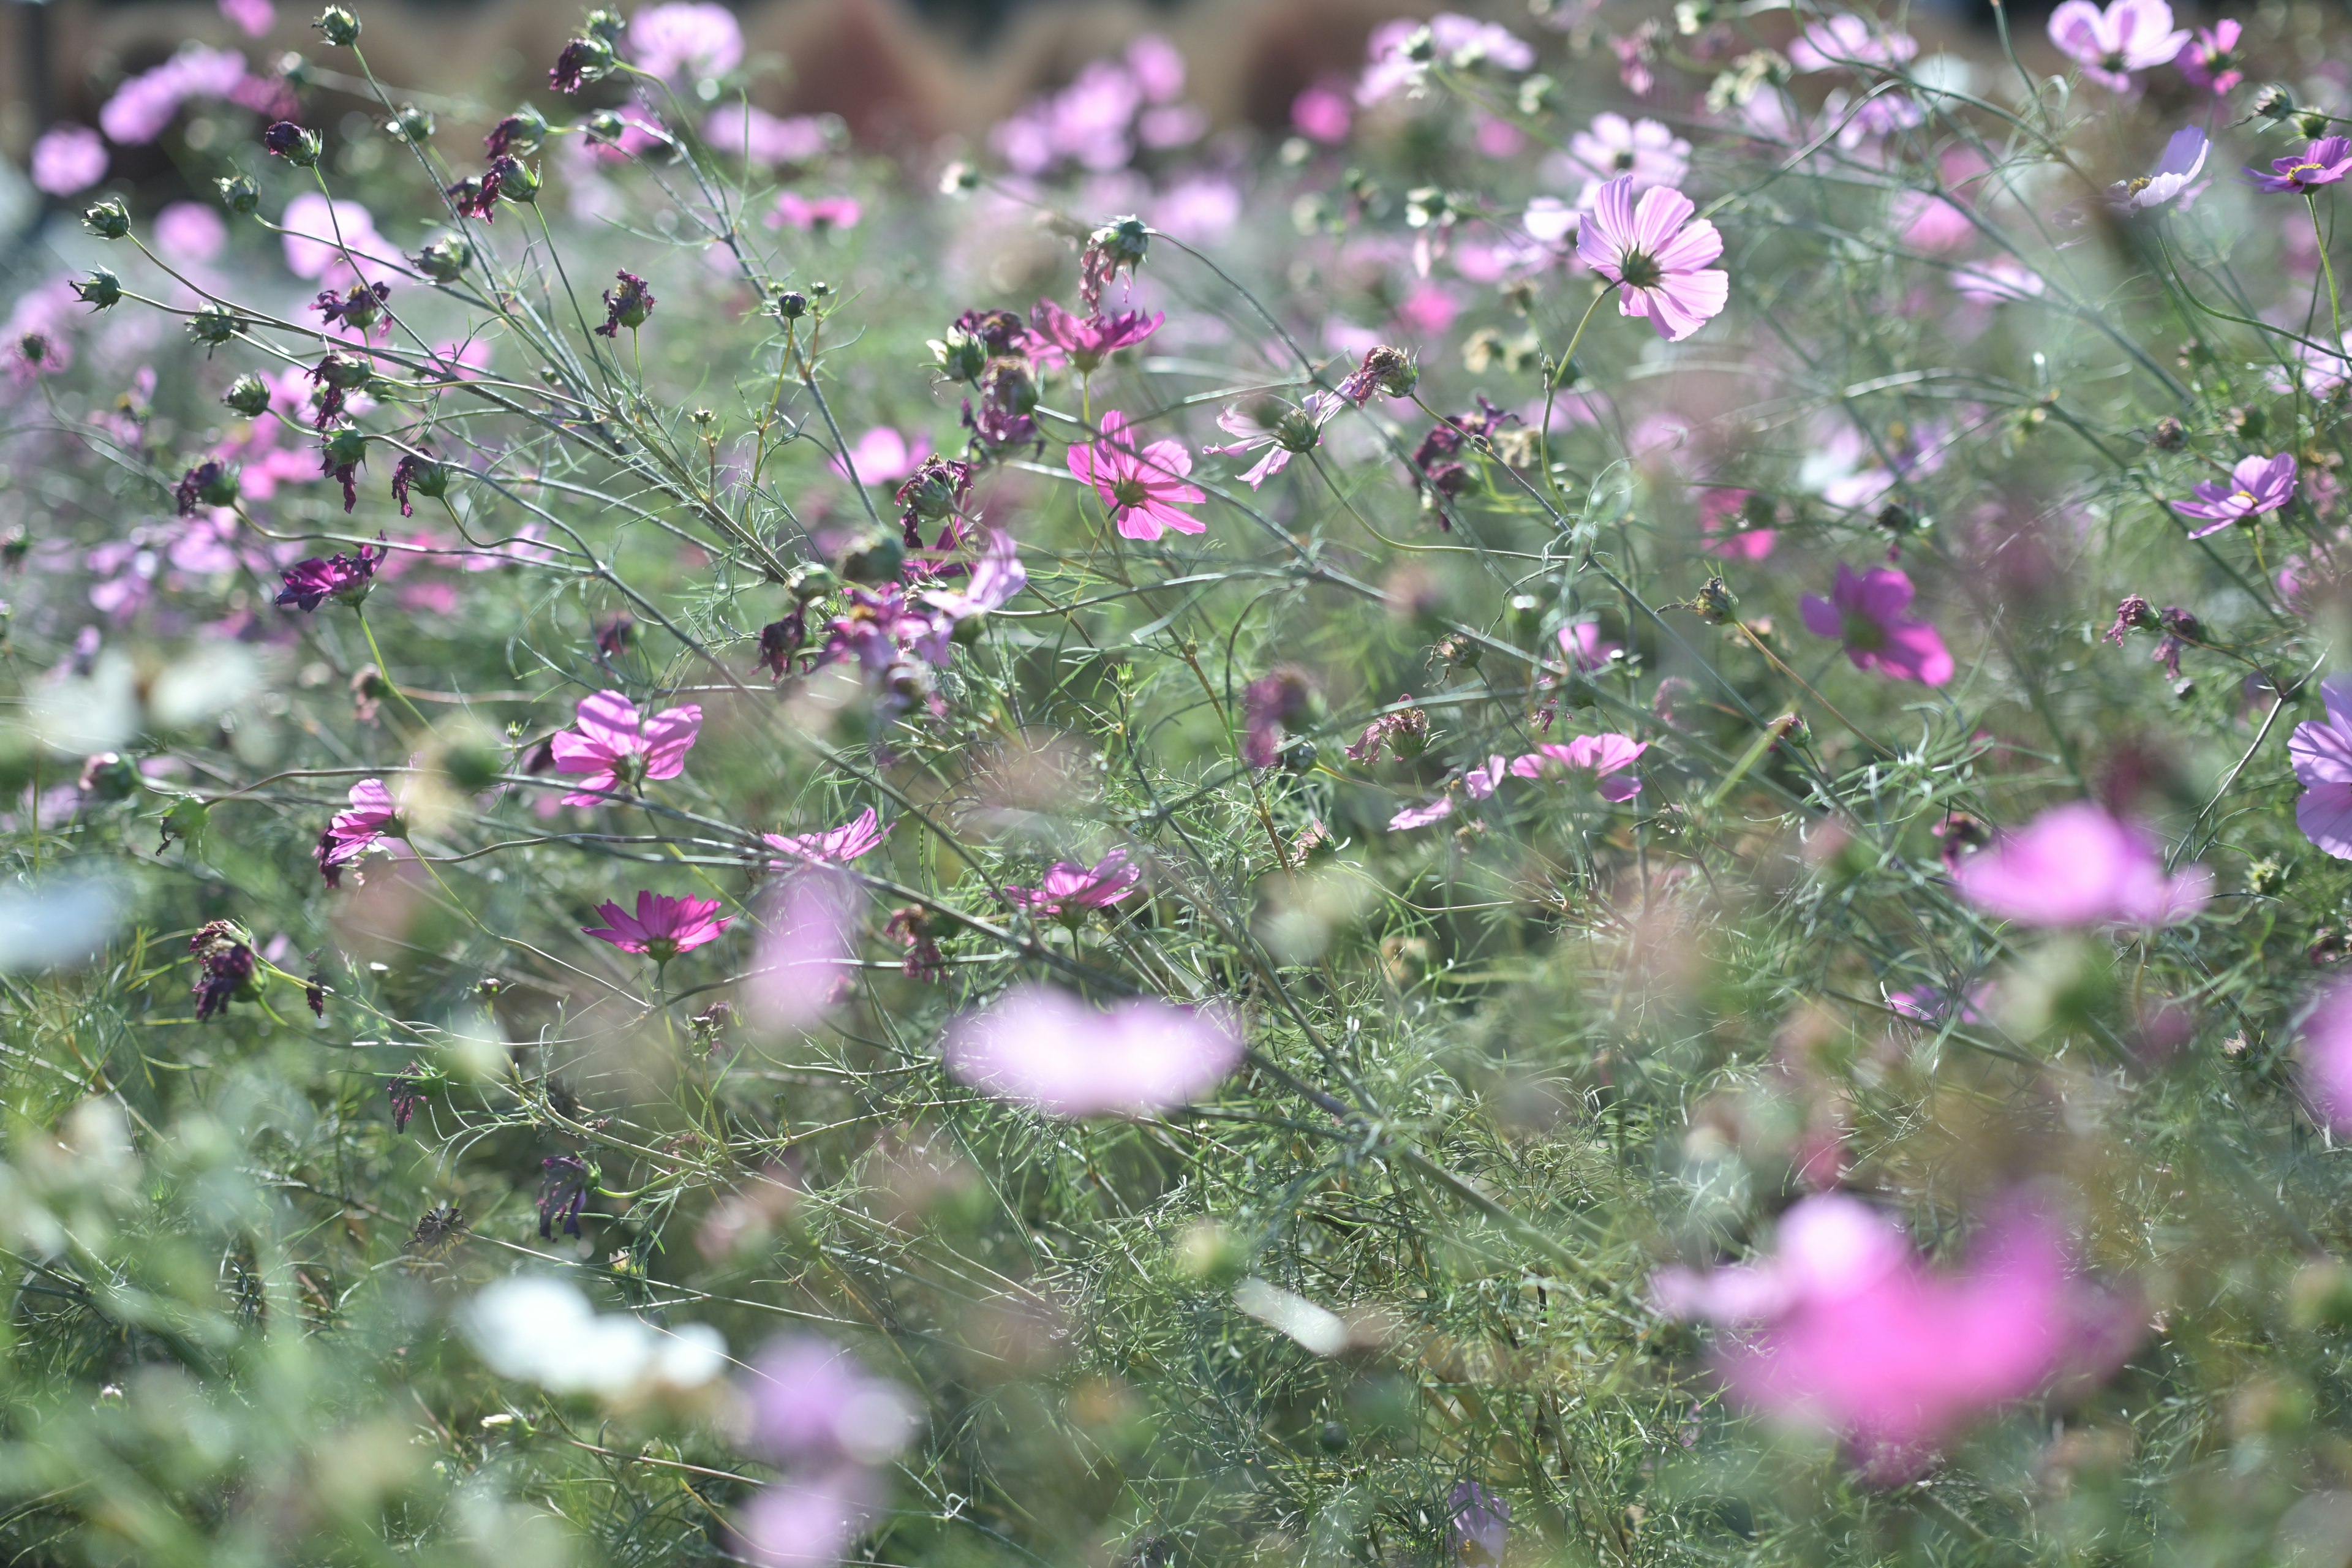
[1799,564,1954,685]
[596,271,655,338]
[262,120,323,165]
[1243,667,1317,768]
[1005,848,1142,919]
[2171,452,2297,536]
[549,36,616,92]
[756,610,807,678]
[484,107,547,159]
[550,688,703,805]
[2291,673,2352,859]
[962,356,1040,450]
[581,890,733,962]
[1578,176,1729,342]
[2047,0,2188,91]
[2252,137,2352,195]
[764,807,886,867]
[1336,345,1417,404]
[316,777,407,887]
[1067,411,1207,541]
[175,460,238,516]
[387,1062,424,1133]
[276,534,386,612]
[190,920,257,1020]
[943,984,1244,1116]
[314,280,391,331]
[1950,801,2212,926]
[1344,699,1431,763]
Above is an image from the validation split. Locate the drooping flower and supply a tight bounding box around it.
[581,890,733,962]
[1205,395,1339,487]
[29,125,108,197]
[2107,127,2209,211]
[317,777,407,887]
[1800,564,1954,686]
[549,688,703,805]
[314,280,391,331]
[765,807,886,867]
[962,356,1040,450]
[2047,0,2188,91]
[1067,410,1206,541]
[1446,1483,1510,1567]
[918,529,1027,622]
[275,535,386,612]
[943,984,1243,1117]
[1949,801,2212,926]
[190,920,258,1020]
[1335,345,1417,405]
[1005,849,1142,919]
[1653,1192,2136,1481]
[1577,176,1729,342]
[627,2,744,80]
[1509,734,1649,801]
[2290,673,2352,860]
[1344,699,1430,764]
[1028,298,1163,375]
[2252,137,2352,195]
[2171,452,2297,537]
[595,271,655,338]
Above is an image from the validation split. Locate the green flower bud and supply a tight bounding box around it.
[413,234,470,282]
[187,306,242,348]
[71,269,123,311]
[224,374,273,418]
[386,103,434,143]
[82,199,130,240]
[314,7,359,45]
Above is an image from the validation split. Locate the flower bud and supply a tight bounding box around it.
[413,234,470,282]
[1402,24,1438,62]
[263,121,323,167]
[1517,74,1559,115]
[1508,593,1542,635]
[82,198,130,240]
[315,351,372,390]
[839,533,906,585]
[786,563,839,601]
[584,8,626,43]
[774,288,810,321]
[313,7,359,45]
[929,328,984,380]
[187,306,242,347]
[584,108,626,145]
[2254,83,2297,120]
[80,752,138,801]
[322,424,368,471]
[216,172,260,214]
[71,269,122,311]
[1691,576,1737,625]
[405,455,450,499]
[277,51,315,88]
[224,374,273,417]
[386,103,434,143]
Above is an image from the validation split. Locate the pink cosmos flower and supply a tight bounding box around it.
[1068,411,1207,541]
[1508,734,1648,801]
[2290,673,2352,860]
[1950,802,2212,926]
[1292,83,1351,144]
[2254,137,2352,195]
[1893,190,1976,252]
[2176,18,2242,94]
[2300,981,2352,1131]
[280,192,393,288]
[767,192,861,232]
[1950,258,2046,304]
[1205,396,1338,488]
[833,427,927,485]
[702,105,833,167]
[219,0,275,37]
[1700,488,1775,559]
[1558,113,1689,202]
[1358,15,1533,105]
[1787,14,1918,72]
[765,807,886,867]
[943,984,1244,1117]
[919,529,1027,621]
[582,891,733,962]
[316,778,407,887]
[2172,452,2297,537]
[2047,0,2188,90]
[154,202,228,263]
[1005,849,1142,919]
[628,2,744,80]
[1577,176,1728,343]
[1558,620,1623,671]
[745,871,859,1031]
[1654,1192,2136,1482]
[549,688,703,806]
[29,125,107,197]
[99,47,249,145]
[745,1336,918,1467]
[1800,565,1955,686]
[1029,298,1163,374]
[1388,796,1455,831]
[1155,176,1240,243]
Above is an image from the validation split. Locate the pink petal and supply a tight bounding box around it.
[573,688,644,751]
[639,704,704,778]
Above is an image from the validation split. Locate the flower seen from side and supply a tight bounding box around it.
[2253,137,2352,195]
[317,777,407,887]
[581,890,733,963]
[764,807,886,867]
[1507,734,1649,801]
[2176,18,2243,94]
[549,688,703,805]
[2107,127,2209,210]
[276,534,386,612]
[1005,848,1142,920]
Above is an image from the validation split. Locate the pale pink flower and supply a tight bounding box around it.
[1153,175,1240,243]
[767,192,861,232]
[1292,84,1352,144]
[943,984,1243,1117]
[1951,801,2212,926]
[1387,796,1455,831]
[1892,190,1975,252]
[744,1337,918,1467]
[745,872,858,1031]
[2299,980,2352,1131]
[1508,734,1648,801]
[1950,258,2046,303]
[219,0,275,37]
[737,1472,871,1568]
[549,688,703,805]
[1068,410,1207,541]
[29,125,107,197]
[154,202,228,263]
[582,890,733,962]
[1204,395,1338,488]
[833,428,927,485]
[1556,113,1689,203]
[279,192,393,287]
[1577,176,1728,342]
[2290,673,2352,860]
[1787,14,1918,71]
[2048,0,2187,90]
[703,105,833,167]
[628,2,743,80]
[1126,34,1186,102]
[99,47,249,145]
[1005,848,1141,918]
[1800,564,1954,686]
[765,807,885,867]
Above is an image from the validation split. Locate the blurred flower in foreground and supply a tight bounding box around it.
[1950,802,2212,926]
[219,0,274,37]
[833,427,926,486]
[30,126,107,197]
[737,1338,919,1568]
[2108,127,2207,210]
[1508,734,1648,800]
[2175,19,2242,94]
[462,1275,725,1399]
[628,1,742,81]
[2290,673,2352,859]
[1654,1193,2137,1480]
[2299,981,2352,1131]
[1447,1482,1510,1566]
[1800,564,1954,685]
[944,984,1243,1116]
[2046,0,2187,91]
[2171,452,2297,536]
[2253,137,2352,195]
[581,891,733,963]
[766,807,885,868]
[745,870,859,1031]
[551,688,703,805]
[919,529,1027,624]
[1068,411,1206,540]
[1577,176,1728,342]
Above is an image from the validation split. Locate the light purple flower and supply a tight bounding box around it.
[2290,673,2352,860]
[765,807,886,868]
[99,46,250,145]
[2300,980,2352,1131]
[155,202,228,263]
[1005,848,1141,918]
[2253,137,2352,195]
[1507,734,1648,801]
[744,1337,919,1468]
[1291,83,1351,143]
[219,0,274,37]
[737,1472,871,1568]
[1387,796,1455,831]
[745,871,858,1031]
[2171,452,2297,537]
[1577,176,1729,342]
[2108,127,2209,210]
[2047,0,2188,90]
[628,2,743,80]
[1950,801,2212,926]
[1787,14,1918,72]
[1447,1482,1509,1566]
[919,529,1027,621]
[1800,565,1955,686]
[1555,113,1688,203]
[1463,755,1508,799]
[29,125,107,197]
[943,984,1243,1117]
[2176,18,2242,94]
[549,688,703,805]
[582,891,733,961]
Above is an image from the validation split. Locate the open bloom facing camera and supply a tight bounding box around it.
[1577,176,1728,341]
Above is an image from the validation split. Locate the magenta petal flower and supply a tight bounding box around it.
[1005,848,1142,918]
[1575,176,1729,342]
[582,890,732,962]
[317,777,407,886]
[2291,673,2352,859]
[2254,136,2352,195]
[2171,452,2297,537]
[1068,410,1207,541]
[1506,734,1649,801]
[1387,796,1455,831]
[765,807,886,867]
[943,984,1244,1117]
[2176,18,2242,93]
[549,688,703,806]
[1798,564,1955,685]
[276,535,388,612]
[1029,297,1164,374]
[1950,801,2212,927]
[2047,0,2188,89]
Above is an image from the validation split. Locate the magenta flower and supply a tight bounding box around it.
[2047,0,2188,90]
[276,535,387,612]
[2253,137,2352,195]
[2290,674,2352,860]
[1576,176,1728,343]
[2176,18,2242,93]
[2300,981,2352,1132]
[29,124,107,197]
[1950,801,2212,927]
[765,807,886,867]
[628,1,744,79]
[1654,1193,2136,1481]
[1291,83,1351,143]
[1557,620,1623,671]
[1799,565,1954,685]
[1005,848,1142,919]
[1029,298,1163,375]
[1447,1483,1509,1567]
[1068,410,1207,541]
[2171,452,2297,537]
[943,984,1244,1117]
[316,777,407,888]
[549,688,703,805]
[1507,734,1648,801]
[767,192,861,232]
[581,891,733,962]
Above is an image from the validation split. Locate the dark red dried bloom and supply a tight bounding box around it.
[961,358,1039,450]
[276,533,385,611]
[883,905,944,981]
[595,271,655,338]
[1343,697,1430,763]
[1336,345,1417,405]
[190,921,256,1021]
[389,1061,424,1133]
[756,609,808,678]
[314,281,391,329]
[447,173,497,222]
[537,1154,590,1238]
[175,460,236,517]
[952,308,1031,357]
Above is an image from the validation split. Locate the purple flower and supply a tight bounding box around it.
[814,585,951,677]
[275,534,386,612]
[918,529,1027,621]
[317,777,407,887]
[2253,137,2352,195]
[1507,734,1648,801]
[2108,127,2209,211]
[175,460,238,516]
[550,688,703,805]
[744,1337,919,1467]
[2171,452,2297,537]
[1068,411,1206,541]
[596,271,655,338]
[962,357,1040,450]
[745,871,859,1031]
[99,47,249,145]
[944,984,1244,1117]
[2291,673,2352,860]
[1950,801,2212,927]
[581,890,733,962]
[2301,980,2352,1131]
[536,1154,589,1238]
[1800,564,1955,685]
[314,281,391,331]
[1577,176,1729,342]
[1447,1483,1509,1567]
[388,1061,424,1133]
[2177,18,2243,93]
[1005,849,1142,919]
[1028,298,1163,375]
[2047,0,2188,90]
[764,807,886,867]
[1242,667,1316,769]
[29,124,107,197]
[190,921,257,1021]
